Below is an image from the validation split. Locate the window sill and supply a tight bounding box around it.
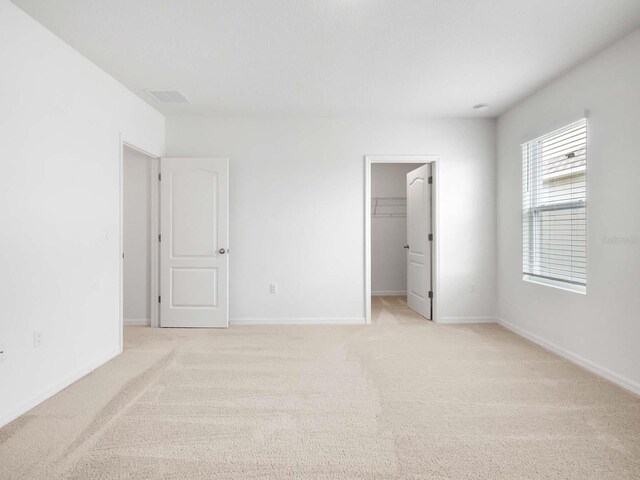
[523,275,586,295]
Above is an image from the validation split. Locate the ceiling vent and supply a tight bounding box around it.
[144,89,190,103]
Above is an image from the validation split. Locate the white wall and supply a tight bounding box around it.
[0,0,165,427]
[123,147,152,324]
[497,28,640,392]
[371,163,422,295]
[166,116,496,323]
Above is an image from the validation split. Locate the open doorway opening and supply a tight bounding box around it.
[365,156,439,324]
[122,145,159,329]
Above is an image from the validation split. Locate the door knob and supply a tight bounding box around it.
[403,244,410,249]
[219,248,226,254]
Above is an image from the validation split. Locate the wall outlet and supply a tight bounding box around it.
[470,284,476,293]
[269,283,278,294]
[33,330,43,348]
[0,344,6,363]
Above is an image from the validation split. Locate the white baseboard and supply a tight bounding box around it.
[438,316,498,324]
[124,318,150,326]
[497,317,640,397]
[372,291,406,296]
[230,317,366,325]
[0,347,122,429]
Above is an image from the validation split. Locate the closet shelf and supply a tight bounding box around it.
[371,196,407,218]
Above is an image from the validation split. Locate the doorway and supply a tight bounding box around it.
[122,145,159,328]
[364,155,439,324]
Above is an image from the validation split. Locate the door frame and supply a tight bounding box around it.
[364,155,440,324]
[119,136,162,352]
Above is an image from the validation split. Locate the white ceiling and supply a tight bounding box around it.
[12,0,640,117]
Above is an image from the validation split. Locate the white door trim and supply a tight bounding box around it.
[364,155,440,324]
[119,136,162,352]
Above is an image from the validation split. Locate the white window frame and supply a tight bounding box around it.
[522,119,587,295]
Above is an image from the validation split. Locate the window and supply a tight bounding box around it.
[522,119,587,293]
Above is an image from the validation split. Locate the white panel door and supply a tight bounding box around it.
[160,157,229,327]
[406,164,432,319]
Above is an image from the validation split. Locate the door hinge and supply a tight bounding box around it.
[158,234,161,242]
[428,291,433,299]
[122,252,125,259]
[428,233,433,241]
[158,296,161,303]
[158,173,162,181]
[428,176,433,184]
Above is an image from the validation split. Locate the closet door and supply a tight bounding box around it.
[406,164,432,319]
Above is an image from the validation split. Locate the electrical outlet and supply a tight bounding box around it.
[269,283,278,294]
[470,284,476,293]
[0,344,6,363]
[33,330,43,348]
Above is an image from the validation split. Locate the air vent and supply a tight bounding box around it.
[144,89,190,103]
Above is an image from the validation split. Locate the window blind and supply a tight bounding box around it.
[522,119,587,286]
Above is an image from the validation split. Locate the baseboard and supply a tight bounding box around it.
[124,318,150,326]
[438,316,498,324]
[230,317,366,325]
[0,347,122,429]
[372,291,406,296]
[497,317,640,397]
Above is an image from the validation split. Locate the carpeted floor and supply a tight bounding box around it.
[1,297,639,479]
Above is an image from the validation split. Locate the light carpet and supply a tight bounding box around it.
[1,300,639,479]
